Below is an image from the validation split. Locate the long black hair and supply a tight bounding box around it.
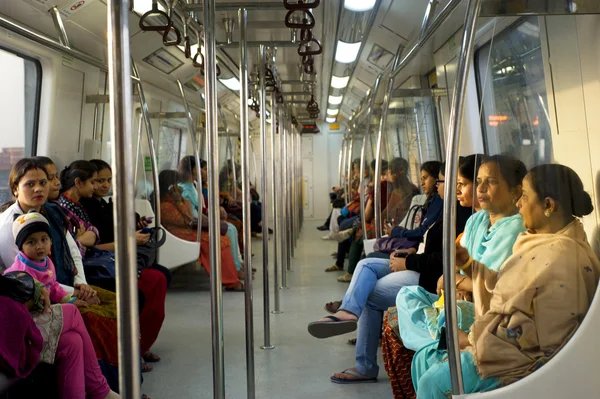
[60,160,97,194]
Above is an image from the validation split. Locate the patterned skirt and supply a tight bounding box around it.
[382,307,416,399]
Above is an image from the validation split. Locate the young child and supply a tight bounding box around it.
[4,211,85,307]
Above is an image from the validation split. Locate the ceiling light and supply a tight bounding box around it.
[326,117,336,123]
[328,95,343,105]
[335,41,362,63]
[219,77,241,91]
[344,0,376,12]
[133,0,165,15]
[327,109,339,116]
[331,75,350,89]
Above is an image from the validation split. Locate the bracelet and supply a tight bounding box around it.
[69,296,77,304]
[457,257,473,271]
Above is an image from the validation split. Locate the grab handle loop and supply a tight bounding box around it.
[298,38,322,56]
[300,27,313,43]
[162,24,182,46]
[139,0,171,32]
[285,9,315,29]
[304,63,314,75]
[283,0,320,10]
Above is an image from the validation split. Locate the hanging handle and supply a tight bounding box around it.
[162,24,182,46]
[139,0,171,31]
[283,0,320,10]
[304,63,314,75]
[285,9,315,29]
[300,27,312,42]
[298,38,322,56]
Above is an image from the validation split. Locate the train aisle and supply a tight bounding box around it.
[142,220,392,398]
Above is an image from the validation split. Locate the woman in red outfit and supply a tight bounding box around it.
[158,170,243,291]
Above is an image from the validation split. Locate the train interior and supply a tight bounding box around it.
[1,0,600,398]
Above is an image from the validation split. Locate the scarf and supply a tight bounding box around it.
[58,193,92,225]
[41,203,74,286]
[460,210,525,271]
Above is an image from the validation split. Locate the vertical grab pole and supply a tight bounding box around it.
[106,1,140,397]
[238,8,255,398]
[346,129,354,203]
[270,91,282,313]
[374,45,403,239]
[258,45,274,350]
[280,110,290,284]
[176,79,203,242]
[289,126,296,258]
[279,108,287,288]
[287,122,293,267]
[132,61,162,231]
[442,0,482,395]
[133,111,143,190]
[202,0,225,396]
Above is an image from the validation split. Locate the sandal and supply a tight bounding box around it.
[307,315,357,339]
[325,264,343,272]
[141,359,153,373]
[225,282,245,292]
[337,273,352,283]
[330,368,377,384]
[324,301,342,314]
[143,351,161,363]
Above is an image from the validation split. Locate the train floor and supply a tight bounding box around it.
[142,219,393,398]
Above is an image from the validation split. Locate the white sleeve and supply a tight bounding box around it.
[60,284,75,295]
[0,208,19,270]
[66,233,88,285]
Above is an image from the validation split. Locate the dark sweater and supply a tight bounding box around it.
[404,202,472,294]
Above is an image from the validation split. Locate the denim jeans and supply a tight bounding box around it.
[339,257,419,378]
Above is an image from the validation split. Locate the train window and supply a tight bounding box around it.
[0,47,42,204]
[475,17,552,167]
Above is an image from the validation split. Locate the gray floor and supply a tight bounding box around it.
[143,220,392,398]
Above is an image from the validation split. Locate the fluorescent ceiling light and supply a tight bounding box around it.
[331,75,350,89]
[335,41,362,63]
[133,0,165,15]
[326,117,336,123]
[344,0,376,12]
[327,109,339,116]
[219,77,241,91]
[328,95,343,105]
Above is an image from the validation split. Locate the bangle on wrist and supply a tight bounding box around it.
[457,257,473,271]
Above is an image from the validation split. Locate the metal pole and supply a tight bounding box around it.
[374,45,403,239]
[49,6,71,48]
[106,1,140,397]
[442,0,482,395]
[414,103,425,164]
[287,122,294,267]
[289,126,296,258]
[258,45,274,350]
[238,8,255,399]
[270,91,282,313]
[346,131,354,203]
[279,108,287,289]
[282,109,291,273]
[134,111,143,191]
[359,74,383,237]
[420,0,439,41]
[202,0,225,396]
[131,61,162,231]
[176,79,204,241]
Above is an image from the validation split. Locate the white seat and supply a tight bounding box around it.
[134,199,199,271]
[456,283,600,398]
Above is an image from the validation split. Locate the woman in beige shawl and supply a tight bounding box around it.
[412,164,600,398]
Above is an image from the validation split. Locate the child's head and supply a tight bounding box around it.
[13,211,52,261]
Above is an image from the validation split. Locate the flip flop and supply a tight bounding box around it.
[330,369,377,384]
[308,315,357,339]
[325,264,342,272]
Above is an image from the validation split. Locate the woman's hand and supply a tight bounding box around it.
[458,329,470,350]
[77,230,97,247]
[137,216,149,229]
[74,284,97,301]
[383,224,392,236]
[40,287,51,313]
[74,299,90,309]
[456,243,470,268]
[136,230,151,245]
[75,222,86,239]
[85,296,101,306]
[436,275,444,296]
[220,206,228,219]
[389,256,407,272]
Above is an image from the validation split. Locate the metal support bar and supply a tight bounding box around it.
[390,88,448,98]
[238,8,256,399]
[202,0,225,396]
[420,0,439,40]
[289,126,295,259]
[176,79,204,242]
[106,1,140,397]
[374,45,404,239]
[279,108,288,288]
[270,91,282,313]
[442,0,482,395]
[282,109,291,272]
[148,111,188,119]
[218,40,299,48]
[131,61,162,231]
[49,6,70,48]
[259,44,274,350]
[133,111,143,190]
[86,95,110,104]
[345,131,354,204]
[281,92,312,97]
[183,1,282,11]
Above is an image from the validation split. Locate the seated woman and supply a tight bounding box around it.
[158,170,243,291]
[0,158,122,390]
[0,272,120,399]
[397,155,527,353]
[80,159,170,370]
[413,164,600,398]
[307,163,472,384]
[381,154,482,398]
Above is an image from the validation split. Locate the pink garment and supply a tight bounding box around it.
[56,304,110,399]
[4,252,71,304]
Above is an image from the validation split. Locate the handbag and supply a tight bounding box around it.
[373,237,418,254]
[137,227,167,268]
[200,214,229,235]
[0,271,36,303]
[83,248,116,281]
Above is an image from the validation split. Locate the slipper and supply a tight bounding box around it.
[325,264,342,272]
[330,369,377,384]
[143,352,161,363]
[324,301,342,314]
[141,360,153,373]
[337,273,352,283]
[225,282,245,292]
[308,315,357,339]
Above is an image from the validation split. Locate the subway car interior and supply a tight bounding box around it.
[1,0,600,398]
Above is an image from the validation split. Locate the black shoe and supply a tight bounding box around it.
[317,225,328,231]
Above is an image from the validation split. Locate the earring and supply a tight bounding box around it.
[544,210,551,217]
